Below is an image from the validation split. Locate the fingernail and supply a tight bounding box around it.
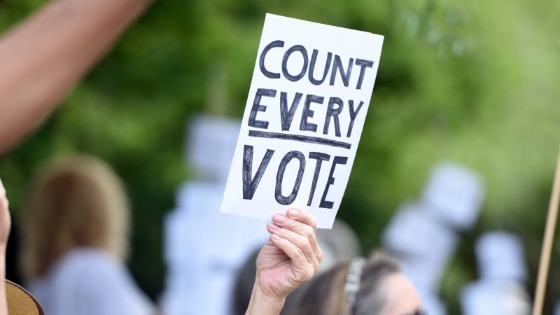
[271,234,281,241]
[268,223,280,230]
[288,209,300,218]
[273,214,286,224]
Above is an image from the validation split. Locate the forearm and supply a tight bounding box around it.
[245,282,285,315]
[0,0,153,154]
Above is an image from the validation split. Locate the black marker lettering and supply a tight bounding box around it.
[280,92,303,131]
[323,97,343,137]
[275,151,306,205]
[347,100,364,137]
[242,145,275,200]
[308,50,332,85]
[355,59,374,90]
[259,40,284,79]
[282,45,309,82]
[248,88,276,129]
[248,131,352,149]
[300,94,324,132]
[330,55,354,87]
[319,156,348,209]
[307,152,330,206]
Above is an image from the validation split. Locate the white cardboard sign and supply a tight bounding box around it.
[220,14,384,228]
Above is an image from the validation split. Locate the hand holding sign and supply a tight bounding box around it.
[221,14,384,228]
[246,208,322,315]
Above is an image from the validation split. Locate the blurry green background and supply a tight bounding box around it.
[1,0,560,313]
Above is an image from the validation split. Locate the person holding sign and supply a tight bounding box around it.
[20,156,156,315]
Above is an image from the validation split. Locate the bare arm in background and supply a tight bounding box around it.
[0,0,153,154]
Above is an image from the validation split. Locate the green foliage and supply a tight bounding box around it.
[1,0,560,313]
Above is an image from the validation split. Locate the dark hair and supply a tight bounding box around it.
[285,251,400,315]
[231,248,260,315]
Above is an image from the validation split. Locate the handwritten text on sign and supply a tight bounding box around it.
[220,14,384,228]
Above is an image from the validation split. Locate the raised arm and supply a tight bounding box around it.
[0,0,153,154]
[246,209,322,315]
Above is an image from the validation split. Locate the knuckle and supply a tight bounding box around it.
[293,247,306,261]
[313,261,320,273]
[297,236,312,254]
[316,249,324,263]
[301,225,314,239]
[274,228,287,239]
[283,217,297,230]
[304,265,315,280]
[294,233,308,247]
[309,217,317,230]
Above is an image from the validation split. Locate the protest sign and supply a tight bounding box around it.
[220,13,384,228]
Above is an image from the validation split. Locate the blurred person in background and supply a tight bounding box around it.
[0,0,153,155]
[20,155,156,315]
[286,251,423,315]
[0,0,152,311]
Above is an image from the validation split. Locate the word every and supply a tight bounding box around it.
[249,88,364,139]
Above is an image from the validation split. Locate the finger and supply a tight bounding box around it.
[286,208,317,231]
[0,178,5,196]
[270,233,315,283]
[273,218,322,267]
[272,212,323,265]
[268,222,319,271]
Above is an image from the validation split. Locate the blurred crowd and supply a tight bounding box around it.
[0,114,535,315]
[160,115,532,315]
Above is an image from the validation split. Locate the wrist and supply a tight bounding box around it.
[246,282,286,315]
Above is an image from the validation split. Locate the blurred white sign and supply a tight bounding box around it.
[221,14,384,228]
[186,115,240,183]
[422,163,484,229]
[383,203,458,259]
[461,281,530,315]
[476,231,527,282]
